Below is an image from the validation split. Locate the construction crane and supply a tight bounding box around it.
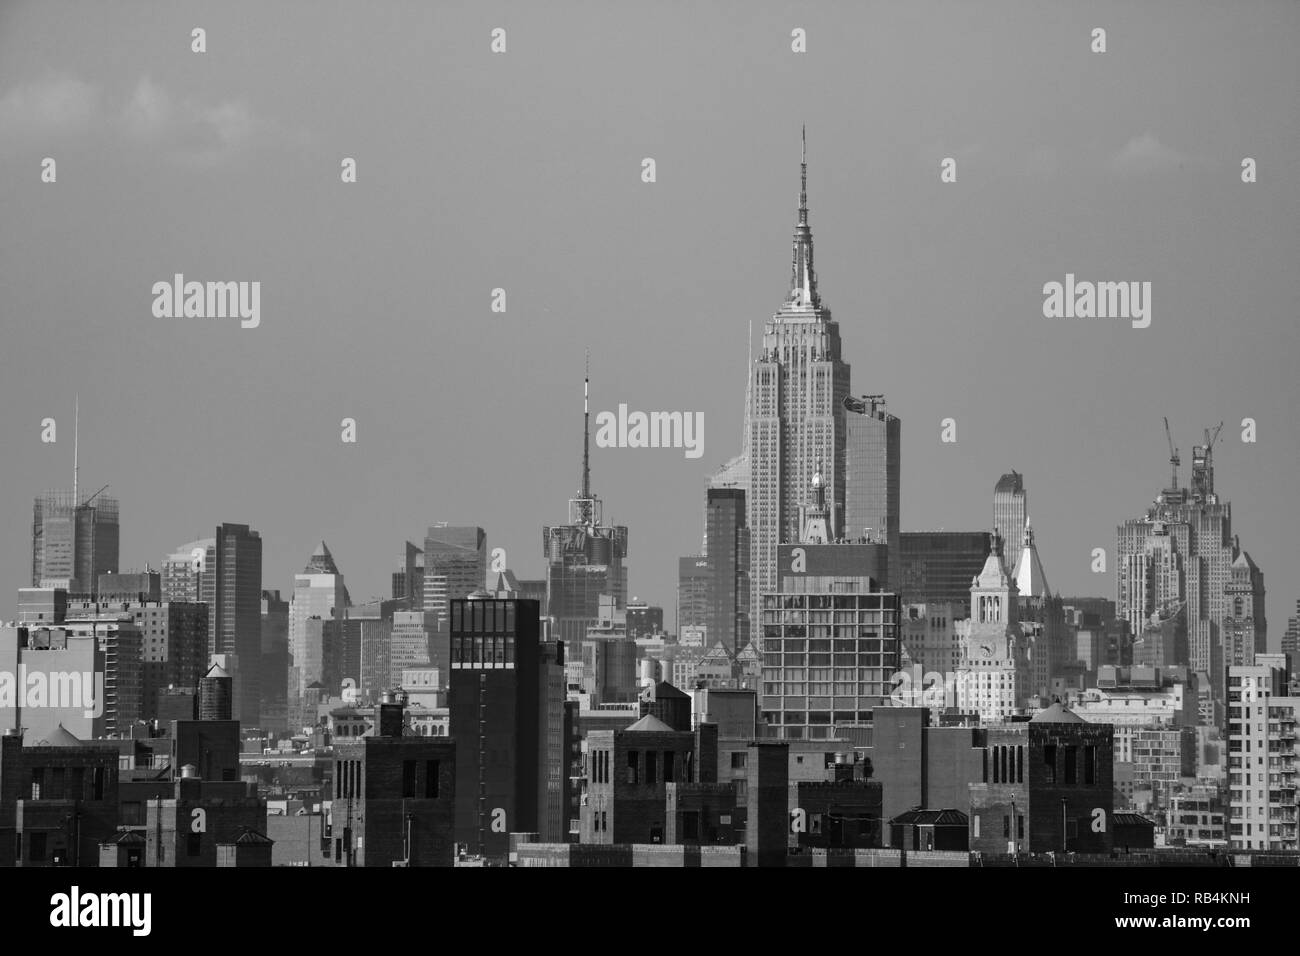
[1191,421,1224,498]
[1162,418,1180,490]
[82,483,110,508]
[1203,422,1223,455]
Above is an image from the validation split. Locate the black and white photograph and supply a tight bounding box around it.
[1,0,1296,935]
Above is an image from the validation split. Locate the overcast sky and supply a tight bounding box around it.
[1,1,1297,643]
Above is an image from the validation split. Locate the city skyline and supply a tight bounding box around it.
[3,0,1300,894]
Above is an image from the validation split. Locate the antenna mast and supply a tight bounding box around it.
[73,396,79,506]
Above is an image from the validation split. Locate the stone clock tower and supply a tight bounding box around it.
[956,532,1030,722]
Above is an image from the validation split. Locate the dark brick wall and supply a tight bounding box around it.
[1,737,120,867]
[796,780,884,849]
[171,720,241,782]
[335,736,456,867]
[746,741,789,867]
[144,787,266,868]
[665,782,742,845]
[970,722,1114,854]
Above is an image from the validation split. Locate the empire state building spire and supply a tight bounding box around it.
[786,125,820,311]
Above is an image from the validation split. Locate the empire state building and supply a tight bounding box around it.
[746,129,852,627]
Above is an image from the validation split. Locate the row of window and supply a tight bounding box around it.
[29,766,107,801]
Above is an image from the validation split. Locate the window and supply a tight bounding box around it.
[730,752,748,769]
[663,752,675,783]
[92,767,104,801]
[1084,746,1097,785]
[30,768,44,801]
[402,761,417,798]
[424,761,439,798]
[1063,746,1077,785]
[1003,815,1010,838]
[1043,745,1057,785]
[646,751,658,785]
[627,751,640,785]
[682,811,700,842]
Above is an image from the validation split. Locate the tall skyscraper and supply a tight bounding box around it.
[390,610,438,688]
[391,540,424,609]
[161,539,212,604]
[543,371,629,647]
[422,526,486,626]
[703,487,751,658]
[1283,600,1300,659]
[260,590,289,734]
[30,405,119,592]
[203,523,263,727]
[747,130,851,630]
[676,556,710,638]
[31,490,120,592]
[1116,423,1254,708]
[448,595,567,857]
[288,541,348,725]
[993,471,1027,576]
[844,394,900,586]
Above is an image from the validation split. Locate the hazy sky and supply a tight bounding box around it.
[2,1,1297,643]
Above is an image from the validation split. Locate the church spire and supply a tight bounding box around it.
[787,125,820,311]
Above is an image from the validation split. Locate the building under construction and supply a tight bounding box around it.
[31,488,120,592]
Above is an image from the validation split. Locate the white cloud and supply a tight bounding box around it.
[121,76,258,164]
[121,76,172,136]
[0,75,100,136]
[1108,132,1191,175]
